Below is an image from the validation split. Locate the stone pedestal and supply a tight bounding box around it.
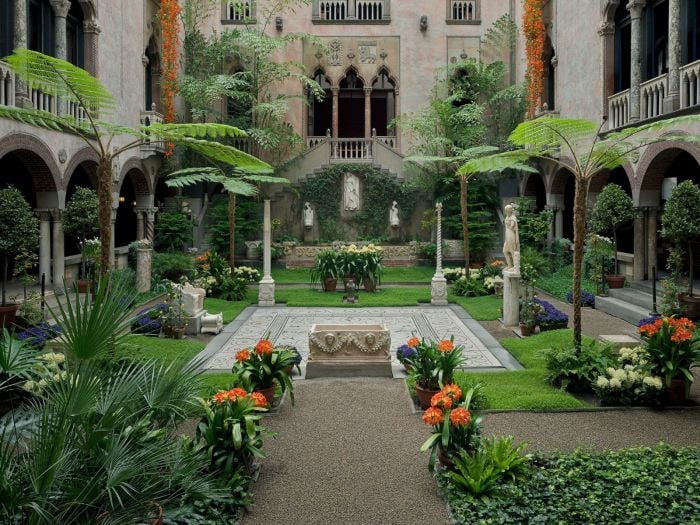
[184,311,205,336]
[431,275,448,305]
[136,248,152,293]
[258,278,276,307]
[502,270,521,327]
[258,199,276,306]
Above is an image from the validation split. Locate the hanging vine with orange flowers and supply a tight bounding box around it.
[159,0,180,156]
[523,0,545,119]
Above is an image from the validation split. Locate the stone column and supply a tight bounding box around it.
[628,0,646,123]
[633,207,646,281]
[331,87,339,139]
[136,248,152,293]
[502,268,521,327]
[36,210,52,285]
[51,209,65,289]
[258,199,276,306]
[598,21,616,122]
[431,202,448,305]
[665,0,681,112]
[14,0,31,107]
[647,207,658,279]
[364,87,372,139]
[554,206,564,239]
[83,21,101,77]
[50,0,71,60]
[145,207,158,241]
[135,209,145,240]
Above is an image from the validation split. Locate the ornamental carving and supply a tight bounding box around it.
[329,40,343,66]
[308,325,391,360]
[359,44,377,64]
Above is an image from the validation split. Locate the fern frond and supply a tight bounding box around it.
[165,168,226,188]
[509,118,598,150]
[458,149,539,176]
[241,174,290,184]
[0,105,90,136]
[173,137,272,173]
[221,178,258,196]
[152,122,248,140]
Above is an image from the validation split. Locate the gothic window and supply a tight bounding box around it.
[448,0,479,23]
[28,0,54,56]
[308,69,332,137]
[320,1,347,21]
[355,1,383,21]
[614,4,632,92]
[0,2,14,59]
[371,69,395,136]
[224,0,253,22]
[66,0,84,67]
[686,0,700,63]
[643,0,669,80]
[144,38,161,111]
[339,69,364,138]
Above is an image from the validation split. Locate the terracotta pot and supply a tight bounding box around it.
[679,293,700,321]
[255,384,276,405]
[363,278,377,292]
[666,378,688,404]
[519,323,536,337]
[284,365,294,375]
[323,277,337,292]
[76,279,90,293]
[171,326,186,340]
[415,383,440,409]
[0,303,19,329]
[605,275,626,289]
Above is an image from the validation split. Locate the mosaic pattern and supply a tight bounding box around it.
[203,307,504,371]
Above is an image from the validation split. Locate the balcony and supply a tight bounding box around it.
[0,60,15,108]
[680,59,700,110]
[446,0,481,24]
[640,73,667,120]
[140,106,166,155]
[312,0,390,24]
[608,89,630,130]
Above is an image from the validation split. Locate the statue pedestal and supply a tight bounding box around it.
[431,275,448,305]
[502,269,521,327]
[258,277,276,307]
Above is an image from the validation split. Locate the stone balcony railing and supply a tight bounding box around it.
[28,84,56,114]
[312,0,390,23]
[331,138,373,160]
[140,106,165,155]
[641,73,667,120]
[608,89,630,130]
[680,58,700,109]
[0,60,15,108]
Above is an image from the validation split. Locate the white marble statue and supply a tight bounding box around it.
[303,202,314,229]
[175,283,206,317]
[344,173,360,211]
[389,201,400,228]
[503,204,520,273]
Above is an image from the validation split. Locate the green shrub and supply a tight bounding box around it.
[207,197,262,258]
[453,277,488,297]
[544,341,614,392]
[154,209,193,252]
[152,252,195,282]
[218,276,248,301]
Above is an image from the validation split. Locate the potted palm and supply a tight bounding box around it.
[0,186,39,328]
[63,187,99,292]
[310,249,340,292]
[590,184,635,289]
[661,180,700,319]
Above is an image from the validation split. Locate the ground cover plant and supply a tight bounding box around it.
[443,444,700,525]
[537,264,597,301]
[449,294,501,321]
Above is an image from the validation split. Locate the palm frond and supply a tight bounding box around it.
[0,105,91,136]
[222,177,259,196]
[174,137,273,173]
[152,122,248,140]
[166,167,226,188]
[509,117,598,150]
[458,149,540,176]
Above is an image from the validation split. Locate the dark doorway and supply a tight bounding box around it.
[339,70,364,138]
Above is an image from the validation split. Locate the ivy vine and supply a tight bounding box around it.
[299,164,418,241]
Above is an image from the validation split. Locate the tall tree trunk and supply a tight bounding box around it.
[460,176,469,272]
[228,192,236,268]
[97,156,113,275]
[571,176,588,352]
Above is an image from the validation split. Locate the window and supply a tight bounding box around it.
[319,1,348,21]
[0,2,14,59]
[447,0,480,24]
[686,0,700,63]
[643,0,668,80]
[313,0,389,23]
[614,4,632,92]
[339,69,364,137]
[371,69,395,136]
[356,1,383,21]
[308,69,332,136]
[66,0,84,67]
[223,0,254,23]
[28,0,54,56]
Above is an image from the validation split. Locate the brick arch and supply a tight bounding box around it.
[0,133,61,192]
[589,162,635,193]
[63,146,100,190]
[548,165,576,195]
[118,158,152,195]
[637,140,700,191]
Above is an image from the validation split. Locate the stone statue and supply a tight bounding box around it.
[389,201,400,228]
[303,202,314,229]
[344,173,360,211]
[503,204,520,273]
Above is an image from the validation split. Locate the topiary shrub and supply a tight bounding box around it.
[589,183,635,276]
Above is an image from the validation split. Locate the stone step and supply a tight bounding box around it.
[595,295,650,326]
[607,288,655,310]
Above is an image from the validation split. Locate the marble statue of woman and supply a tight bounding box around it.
[303,202,314,229]
[344,174,360,211]
[389,201,400,227]
[503,204,520,272]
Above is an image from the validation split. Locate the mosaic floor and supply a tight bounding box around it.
[202,306,508,373]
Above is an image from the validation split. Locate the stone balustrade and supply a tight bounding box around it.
[0,61,15,108]
[640,73,667,120]
[680,59,700,109]
[307,136,328,148]
[375,136,396,148]
[608,89,630,129]
[232,137,252,154]
[330,138,373,161]
[140,107,166,154]
[29,84,55,114]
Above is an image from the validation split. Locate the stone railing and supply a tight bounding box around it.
[640,73,667,120]
[608,89,630,129]
[680,59,700,109]
[29,84,55,114]
[375,135,396,148]
[67,100,89,125]
[140,107,165,154]
[307,136,327,148]
[232,137,253,154]
[0,60,15,107]
[330,138,373,161]
[313,0,390,22]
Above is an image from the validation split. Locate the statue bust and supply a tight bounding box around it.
[303,202,314,229]
[503,204,520,273]
[389,201,400,228]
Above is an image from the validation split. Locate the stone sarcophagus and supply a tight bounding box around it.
[306,324,391,378]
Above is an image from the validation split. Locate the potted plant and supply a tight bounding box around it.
[534,298,569,331]
[0,186,39,328]
[639,316,700,403]
[402,336,467,409]
[396,343,417,371]
[161,279,187,339]
[338,245,361,291]
[519,298,543,336]
[356,244,384,292]
[589,183,635,289]
[310,249,340,292]
[661,180,700,319]
[232,338,297,405]
[585,233,616,295]
[63,187,99,292]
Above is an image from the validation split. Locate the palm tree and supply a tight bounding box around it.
[0,49,276,273]
[459,116,700,351]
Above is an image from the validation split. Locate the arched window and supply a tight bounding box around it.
[144,38,161,111]
[66,0,84,67]
[339,69,364,138]
[226,0,252,21]
[28,0,54,56]
[308,69,332,137]
[688,0,700,63]
[320,1,347,21]
[355,1,383,21]
[643,0,668,80]
[614,4,632,92]
[371,69,395,136]
[0,2,14,59]
[451,1,476,21]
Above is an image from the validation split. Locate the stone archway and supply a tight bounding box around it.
[117,159,154,247]
[521,172,547,211]
[548,166,576,241]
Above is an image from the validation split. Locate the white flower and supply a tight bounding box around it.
[609,377,622,389]
[626,370,640,382]
[596,376,610,389]
[606,367,616,376]
[643,376,663,390]
[613,369,627,382]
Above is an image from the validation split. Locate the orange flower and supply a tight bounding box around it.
[250,391,268,408]
[235,349,250,362]
[407,337,420,348]
[671,327,693,343]
[437,340,455,352]
[255,339,274,355]
[441,384,462,401]
[430,392,453,410]
[212,390,229,404]
[449,407,471,427]
[422,407,444,425]
[228,388,248,401]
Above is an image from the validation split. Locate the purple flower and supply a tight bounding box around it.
[131,303,168,334]
[638,315,661,327]
[396,344,416,363]
[566,291,595,307]
[535,299,569,326]
[17,323,61,349]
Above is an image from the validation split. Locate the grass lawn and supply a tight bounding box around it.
[276,287,431,307]
[537,264,597,301]
[204,290,256,323]
[449,293,501,321]
[271,266,435,284]
[120,335,206,364]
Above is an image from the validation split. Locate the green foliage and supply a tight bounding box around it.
[661,180,700,242]
[310,249,340,285]
[660,246,684,316]
[63,187,99,243]
[232,346,297,402]
[514,198,553,250]
[206,197,261,258]
[154,209,194,252]
[519,246,550,291]
[537,264,598,301]
[0,329,39,393]
[405,338,467,390]
[445,445,700,524]
[544,342,614,392]
[452,277,488,297]
[152,252,195,282]
[590,183,635,234]
[218,276,249,301]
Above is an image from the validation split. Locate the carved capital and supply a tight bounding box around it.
[50,208,64,222]
[598,21,615,37]
[363,87,372,95]
[83,20,101,34]
[50,0,71,18]
[626,0,646,19]
[35,209,53,222]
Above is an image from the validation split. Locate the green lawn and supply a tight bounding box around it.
[204,291,256,322]
[120,335,206,364]
[537,264,597,301]
[276,287,431,307]
[449,294,501,321]
[271,266,435,284]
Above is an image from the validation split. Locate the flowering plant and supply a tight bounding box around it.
[444,267,466,283]
[519,298,544,328]
[16,323,60,350]
[403,336,467,390]
[534,298,568,331]
[22,351,67,395]
[639,316,700,387]
[338,244,384,286]
[233,266,261,282]
[131,303,168,334]
[592,346,664,406]
[420,384,483,468]
[231,338,297,403]
[566,290,595,308]
[396,344,417,364]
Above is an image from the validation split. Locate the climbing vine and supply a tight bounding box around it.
[299,164,418,241]
[523,0,545,118]
[159,0,181,155]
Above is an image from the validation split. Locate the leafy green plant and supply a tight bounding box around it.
[452,277,488,297]
[481,436,530,482]
[0,329,39,393]
[405,337,468,390]
[544,342,614,392]
[589,183,635,276]
[206,197,262,260]
[514,198,553,250]
[218,276,248,302]
[63,186,100,279]
[639,316,700,388]
[155,209,194,252]
[519,298,543,329]
[152,252,195,282]
[310,249,340,287]
[231,339,296,404]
